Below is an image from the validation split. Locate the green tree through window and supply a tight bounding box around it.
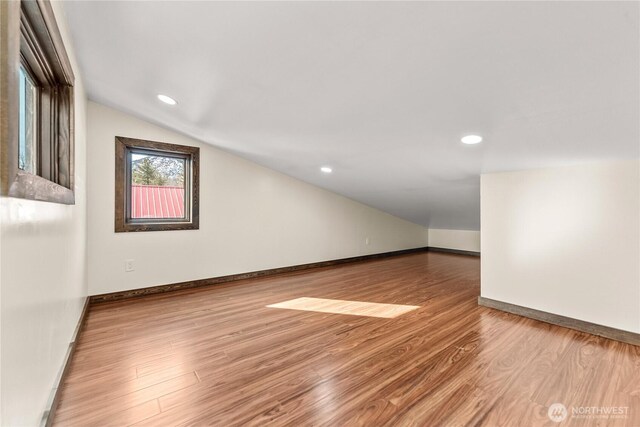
[131,154,184,186]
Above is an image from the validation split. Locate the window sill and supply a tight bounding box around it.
[8,171,75,205]
[114,221,199,233]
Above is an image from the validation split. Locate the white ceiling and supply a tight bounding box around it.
[63,1,639,230]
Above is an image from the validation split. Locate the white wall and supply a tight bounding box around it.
[481,160,640,333]
[0,2,88,426]
[428,229,480,252]
[87,103,429,295]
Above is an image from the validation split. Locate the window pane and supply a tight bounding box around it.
[19,66,38,174]
[130,153,186,219]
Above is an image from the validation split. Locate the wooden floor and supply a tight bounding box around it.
[54,252,640,426]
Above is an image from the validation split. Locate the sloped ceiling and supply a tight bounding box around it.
[63,1,639,230]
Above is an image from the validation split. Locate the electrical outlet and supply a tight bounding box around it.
[125,259,135,272]
[365,237,370,245]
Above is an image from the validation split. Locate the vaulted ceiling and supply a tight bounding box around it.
[63,1,639,230]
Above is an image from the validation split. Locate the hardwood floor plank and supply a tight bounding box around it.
[56,373,198,424]
[53,252,640,426]
[266,297,420,318]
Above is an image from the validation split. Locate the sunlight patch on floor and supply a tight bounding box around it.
[266,297,420,318]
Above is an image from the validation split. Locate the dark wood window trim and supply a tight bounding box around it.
[115,136,200,232]
[0,0,75,204]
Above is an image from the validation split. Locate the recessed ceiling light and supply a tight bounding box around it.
[320,166,333,173]
[157,94,177,105]
[461,135,482,145]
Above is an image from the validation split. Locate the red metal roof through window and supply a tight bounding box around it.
[131,185,185,219]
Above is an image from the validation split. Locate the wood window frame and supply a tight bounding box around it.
[0,0,75,204]
[115,136,200,233]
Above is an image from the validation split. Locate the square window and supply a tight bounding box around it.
[115,137,199,232]
[130,152,186,220]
